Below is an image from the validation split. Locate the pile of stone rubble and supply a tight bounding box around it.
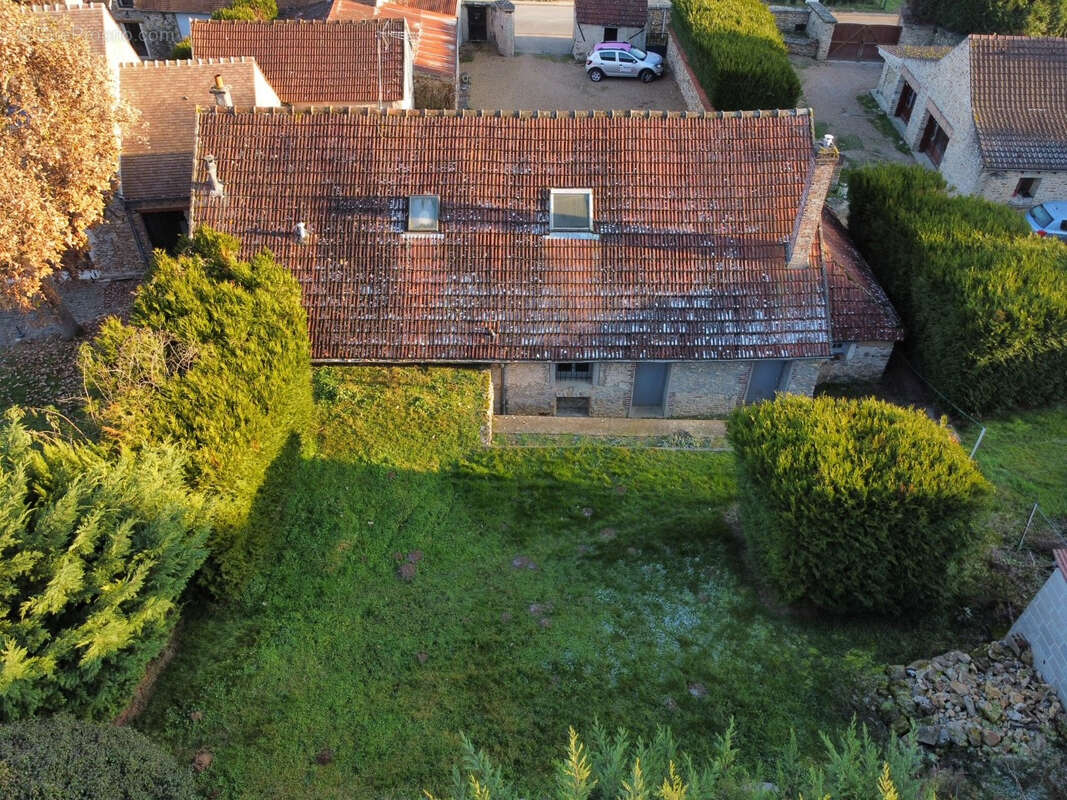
[873,637,1067,756]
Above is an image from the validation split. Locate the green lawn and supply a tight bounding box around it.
[138,367,970,799]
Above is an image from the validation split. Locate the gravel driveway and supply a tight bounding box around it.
[463,49,687,112]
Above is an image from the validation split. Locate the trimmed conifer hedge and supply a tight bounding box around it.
[80,228,313,596]
[672,0,801,111]
[847,164,1067,414]
[727,395,990,614]
[0,412,209,720]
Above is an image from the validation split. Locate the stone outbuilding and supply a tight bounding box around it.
[188,106,902,418]
[873,35,1067,207]
[572,0,648,60]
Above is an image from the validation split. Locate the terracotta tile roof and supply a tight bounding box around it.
[390,0,458,16]
[969,35,1067,171]
[327,0,456,79]
[118,58,273,205]
[879,44,953,61]
[575,0,647,28]
[27,2,129,63]
[1056,549,1067,581]
[193,108,829,363]
[191,19,407,104]
[819,209,903,345]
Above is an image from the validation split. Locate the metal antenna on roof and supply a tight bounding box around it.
[375,23,409,111]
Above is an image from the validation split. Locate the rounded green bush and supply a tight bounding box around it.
[727,395,991,613]
[0,716,195,800]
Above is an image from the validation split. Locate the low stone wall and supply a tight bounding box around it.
[666,29,712,112]
[647,0,671,49]
[805,0,836,60]
[783,32,818,58]
[489,0,515,57]
[768,4,809,34]
[1011,556,1067,706]
[898,20,964,47]
[817,341,894,385]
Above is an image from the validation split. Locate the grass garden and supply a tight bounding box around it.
[133,367,976,799]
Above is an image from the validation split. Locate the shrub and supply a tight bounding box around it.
[80,227,313,596]
[0,411,209,721]
[672,0,801,111]
[427,720,935,800]
[0,716,195,799]
[910,0,1067,37]
[847,164,1067,413]
[170,37,191,59]
[727,395,991,614]
[210,0,278,21]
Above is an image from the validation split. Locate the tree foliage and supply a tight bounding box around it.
[0,0,128,308]
[910,0,1067,36]
[0,715,195,800]
[80,227,314,595]
[210,0,278,21]
[727,395,991,614]
[673,0,801,111]
[427,720,935,800]
[0,411,209,721]
[847,164,1067,413]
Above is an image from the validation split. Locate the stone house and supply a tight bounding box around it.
[572,0,648,59]
[189,106,902,418]
[323,0,459,109]
[191,18,414,108]
[873,35,1067,207]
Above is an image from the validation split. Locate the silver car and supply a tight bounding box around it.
[585,44,665,84]
[1026,202,1067,241]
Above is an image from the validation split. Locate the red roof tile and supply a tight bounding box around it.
[819,209,903,344]
[191,107,831,363]
[1056,549,1067,580]
[575,0,647,28]
[190,19,407,104]
[970,35,1067,171]
[327,0,456,79]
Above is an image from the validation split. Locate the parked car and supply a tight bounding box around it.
[1026,202,1067,240]
[585,42,664,84]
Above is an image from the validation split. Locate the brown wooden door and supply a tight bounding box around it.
[828,23,901,61]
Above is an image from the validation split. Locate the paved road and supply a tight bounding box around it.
[513,1,574,56]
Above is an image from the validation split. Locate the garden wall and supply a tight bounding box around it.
[667,30,712,112]
[1009,551,1067,705]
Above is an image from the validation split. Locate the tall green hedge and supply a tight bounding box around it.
[911,0,1067,36]
[80,228,313,596]
[0,716,196,799]
[847,164,1067,414]
[0,411,209,721]
[210,0,277,21]
[727,395,990,614]
[673,0,801,111]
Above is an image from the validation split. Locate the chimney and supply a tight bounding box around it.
[209,74,233,108]
[787,132,838,269]
[204,155,224,198]
[295,222,310,244]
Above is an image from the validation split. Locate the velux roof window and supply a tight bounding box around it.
[550,189,593,232]
[408,194,440,232]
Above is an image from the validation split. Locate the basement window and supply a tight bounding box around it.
[407,195,440,232]
[549,189,593,232]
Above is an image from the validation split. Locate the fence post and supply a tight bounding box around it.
[1017,503,1040,550]
[969,426,986,459]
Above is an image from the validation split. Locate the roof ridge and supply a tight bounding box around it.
[120,56,258,69]
[199,106,815,120]
[24,1,104,10]
[192,17,398,26]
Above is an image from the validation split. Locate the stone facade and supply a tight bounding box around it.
[897,19,964,48]
[873,39,1067,206]
[817,341,894,384]
[646,0,670,50]
[1010,562,1067,706]
[805,0,836,61]
[487,0,514,57]
[108,4,187,60]
[493,358,827,417]
[767,2,836,60]
[572,22,645,60]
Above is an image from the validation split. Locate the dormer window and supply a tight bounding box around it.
[550,189,593,232]
[408,195,440,232]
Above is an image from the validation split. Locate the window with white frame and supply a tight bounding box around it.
[549,189,593,232]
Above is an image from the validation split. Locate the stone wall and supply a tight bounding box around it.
[805,0,836,61]
[783,358,822,397]
[489,0,515,57]
[768,4,809,34]
[664,362,749,417]
[110,7,183,60]
[817,341,894,384]
[897,20,964,48]
[414,72,456,110]
[977,170,1067,209]
[572,22,645,60]
[86,196,152,277]
[666,30,711,112]
[1010,560,1067,706]
[646,0,671,49]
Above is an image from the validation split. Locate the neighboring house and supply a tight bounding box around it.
[190,106,902,418]
[572,0,647,59]
[191,18,414,108]
[874,35,1067,206]
[324,0,458,108]
[818,209,904,384]
[118,58,282,253]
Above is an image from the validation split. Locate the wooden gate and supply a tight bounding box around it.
[827,23,901,61]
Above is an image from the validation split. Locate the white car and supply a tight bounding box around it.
[585,43,665,84]
[1026,202,1067,240]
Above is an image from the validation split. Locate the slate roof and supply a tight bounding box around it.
[118,58,271,204]
[969,35,1067,171]
[819,209,903,345]
[191,107,832,363]
[190,19,407,104]
[575,0,647,28]
[326,0,457,78]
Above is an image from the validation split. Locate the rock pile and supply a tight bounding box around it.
[874,637,1067,757]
